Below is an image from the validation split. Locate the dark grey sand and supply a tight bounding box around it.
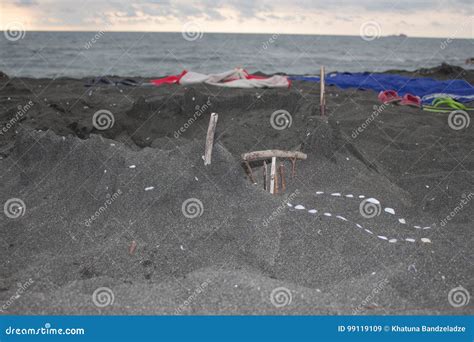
[0,65,472,314]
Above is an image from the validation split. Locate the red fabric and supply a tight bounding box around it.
[151,69,268,85]
[150,69,290,88]
[243,69,267,80]
[151,70,187,86]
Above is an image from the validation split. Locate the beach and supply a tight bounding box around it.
[0,64,472,315]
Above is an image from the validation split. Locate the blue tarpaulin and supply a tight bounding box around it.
[290,72,474,104]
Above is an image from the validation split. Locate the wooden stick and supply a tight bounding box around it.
[279,164,286,192]
[270,157,277,194]
[241,150,307,162]
[204,112,218,165]
[320,66,325,116]
[291,157,296,178]
[263,161,267,191]
[244,161,256,184]
[274,162,279,194]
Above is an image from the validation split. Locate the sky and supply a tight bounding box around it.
[0,0,473,38]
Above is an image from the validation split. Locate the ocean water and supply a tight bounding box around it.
[1,32,472,78]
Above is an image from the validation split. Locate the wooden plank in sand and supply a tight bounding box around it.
[204,112,218,165]
[241,150,307,162]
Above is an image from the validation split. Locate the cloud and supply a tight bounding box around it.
[3,0,472,37]
[13,0,37,6]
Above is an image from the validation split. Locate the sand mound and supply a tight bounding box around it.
[0,126,468,315]
[1,70,472,314]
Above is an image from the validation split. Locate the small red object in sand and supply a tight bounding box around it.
[129,240,137,255]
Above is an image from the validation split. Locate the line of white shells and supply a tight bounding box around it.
[287,203,432,244]
[315,191,433,230]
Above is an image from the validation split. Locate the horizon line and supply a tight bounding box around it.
[2,30,471,40]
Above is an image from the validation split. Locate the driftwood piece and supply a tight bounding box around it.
[263,161,267,191]
[320,66,326,116]
[204,112,218,165]
[270,157,277,194]
[279,164,286,192]
[241,150,307,162]
[291,157,296,178]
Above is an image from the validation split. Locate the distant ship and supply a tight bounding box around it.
[386,34,408,38]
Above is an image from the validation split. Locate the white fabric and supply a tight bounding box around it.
[179,69,289,88]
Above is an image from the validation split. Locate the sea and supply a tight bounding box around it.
[1,32,472,78]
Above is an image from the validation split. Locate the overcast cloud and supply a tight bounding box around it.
[1,0,473,38]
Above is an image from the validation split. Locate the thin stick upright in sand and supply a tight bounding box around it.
[274,161,279,194]
[270,157,277,194]
[279,164,286,192]
[204,112,218,165]
[244,161,256,184]
[263,161,267,191]
[291,157,296,178]
[320,66,326,116]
